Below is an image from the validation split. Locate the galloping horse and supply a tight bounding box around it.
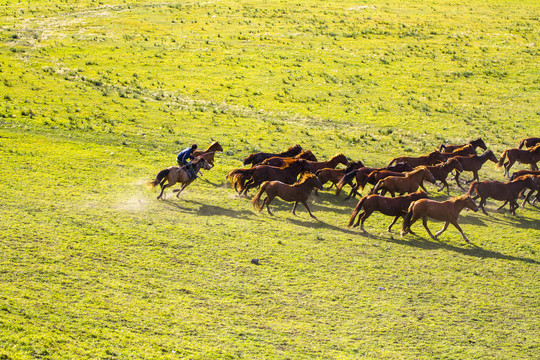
[497,144,540,178]
[388,150,446,168]
[251,173,323,219]
[243,144,302,166]
[150,157,213,199]
[315,168,347,190]
[401,195,479,243]
[518,137,540,149]
[466,175,540,215]
[307,153,349,172]
[371,166,435,197]
[260,150,318,167]
[348,191,428,232]
[452,150,498,188]
[439,144,478,160]
[438,138,487,153]
[192,141,223,166]
[425,158,464,194]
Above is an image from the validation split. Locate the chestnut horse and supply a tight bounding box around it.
[251,173,323,219]
[243,144,303,166]
[518,137,540,149]
[425,158,464,194]
[466,175,540,215]
[387,150,446,168]
[348,191,428,232]
[150,157,213,199]
[401,195,479,243]
[260,150,318,167]
[439,144,478,160]
[371,166,435,197]
[452,150,498,188]
[438,138,487,153]
[192,141,223,166]
[228,159,312,196]
[497,144,540,178]
[307,153,349,172]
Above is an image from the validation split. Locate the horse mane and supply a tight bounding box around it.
[278,144,302,157]
[294,150,317,161]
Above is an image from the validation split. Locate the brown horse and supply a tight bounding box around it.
[425,158,464,194]
[150,157,213,199]
[348,191,428,232]
[388,150,446,168]
[497,144,540,178]
[466,175,540,215]
[401,195,479,243]
[260,149,318,167]
[439,144,478,160]
[336,162,413,199]
[251,173,323,219]
[371,166,436,197]
[307,153,349,172]
[315,168,347,190]
[452,150,498,188]
[228,159,312,196]
[518,137,540,149]
[192,141,223,166]
[438,138,487,153]
[243,144,303,166]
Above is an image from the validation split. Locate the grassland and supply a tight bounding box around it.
[0,0,539,359]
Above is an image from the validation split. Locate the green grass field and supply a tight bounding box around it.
[1,0,539,358]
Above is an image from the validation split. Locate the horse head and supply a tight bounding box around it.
[447,158,464,173]
[210,141,224,152]
[473,138,487,150]
[462,195,479,212]
[194,156,213,171]
[419,166,436,184]
[484,150,498,163]
[301,173,323,190]
[334,153,349,166]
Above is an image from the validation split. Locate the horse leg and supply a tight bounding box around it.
[455,173,465,189]
[438,180,450,195]
[358,210,372,232]
[176,181,192,198]
[265,196,275,215]
[479,198,489,215]
[157,183,170,199]
[421,217,436,239]
[301,201,317,220]
[387,215,400,232]
[450,220,470,243]
[419,183,429,194]
[292,201,299,215]
[434,221,449,239]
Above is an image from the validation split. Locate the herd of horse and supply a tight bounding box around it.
[150,137,540,242]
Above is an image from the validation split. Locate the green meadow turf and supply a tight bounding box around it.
[0,0,539,358]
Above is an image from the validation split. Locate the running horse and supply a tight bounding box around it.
[424,158,464,194]
[192,141,223,166]
[150,157,213,199]
[307,153,349,172]
[497,144,540,178]
[251,173,323,219]
[452,150,498,188]
[371,166,436,197]
[243,144,303,166]
[401,195,479,243]
[260,150,318,167]
[518,137,540,149]
[466,175,540,215]
[348,191,428,233]
[438,138,487,153]
[387,150,446,168]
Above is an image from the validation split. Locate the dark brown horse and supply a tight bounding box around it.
[439,144,478,160]
[251,173,323,219]
[452,150,498,188]
[497,144,540,178]
[307,153,349,172]
[243,144,303,166]
[315,168,347,190]
[371,166,436,197]
[401,195,479,243]
[336,162,413,199]
[388,150,446,168]
[228,159,312,196]
[192,141,223,166]
[467,175,540,215]
[425,158,464,194]
[150,157,213,199]
[518,137,540,149]
[438,138,487,153]
[260,150,318,167]
[348,191,428,232]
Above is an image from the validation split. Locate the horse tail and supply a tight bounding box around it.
[402,202,416,233]
[251,182,268,211]
[227,168,254,192]
[466,181,479,196]
[496,150,507,168]
[518,139,526,149]
[336,170,357,194]
[371,180,383,194]
[438,144,446,152]
[347,196,366,227]
[149,168,170,187]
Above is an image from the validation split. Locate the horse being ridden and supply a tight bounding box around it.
[251,173,323,219]
[150,157,213,199]
[192,141,223,166]
[466,175,540,215]
[438,138,487,153]
[371,166,436,197]
[348,191,428,233]
[497,144,540,178]
[243,144,303,166]
[401,195,479,243]
[452,150,498,188]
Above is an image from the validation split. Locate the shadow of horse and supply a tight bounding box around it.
[163,199,255,219]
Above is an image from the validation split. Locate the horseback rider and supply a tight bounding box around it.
[177,144,198,179]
